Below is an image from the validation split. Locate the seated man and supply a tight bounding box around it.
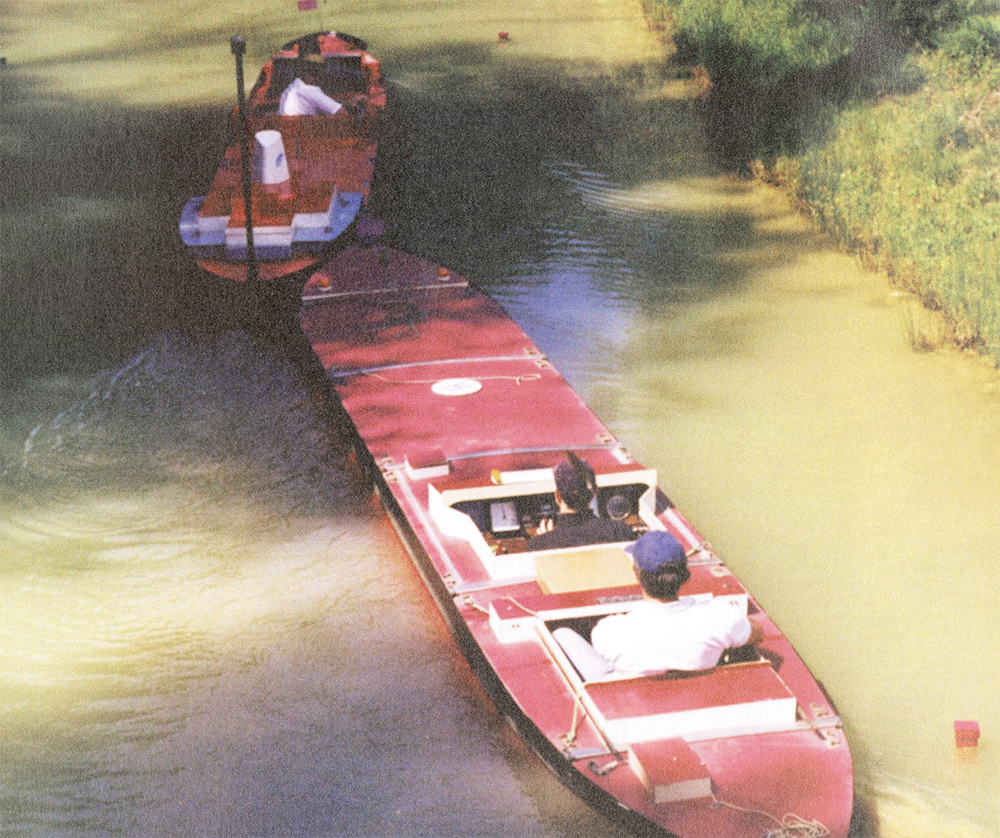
[557,531,763,679]
[528,452,633,550]
[278,54,344,116]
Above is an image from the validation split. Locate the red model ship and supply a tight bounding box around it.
[179,32,385,281]
[299,244,854,838]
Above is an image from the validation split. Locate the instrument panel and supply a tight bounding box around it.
[451,483,648,554]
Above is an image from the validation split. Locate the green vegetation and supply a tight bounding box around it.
[646,0,1000,363]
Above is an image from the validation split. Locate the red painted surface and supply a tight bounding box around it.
[584,661,793,719]
[629,738,710,791]
[299,244,855,837]
[955,720,980,747]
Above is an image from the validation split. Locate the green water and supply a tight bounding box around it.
[2,1,999,836]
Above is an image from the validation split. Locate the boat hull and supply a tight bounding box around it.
[299,244,854,838]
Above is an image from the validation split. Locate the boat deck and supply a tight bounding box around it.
[299,244,854,838]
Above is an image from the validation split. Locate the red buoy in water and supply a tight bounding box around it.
[955,720,980,748]
[498,31,509,41]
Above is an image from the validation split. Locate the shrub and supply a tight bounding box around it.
[790,51,1000,361]
[647,0,1000,362]
[668,0,847,88]
[886,0,998,43]
[935,15,1000,65]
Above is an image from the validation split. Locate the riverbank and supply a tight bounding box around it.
[644,0,1000,366]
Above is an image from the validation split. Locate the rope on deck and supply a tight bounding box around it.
[363,371,542,386]
[711,794,831,838]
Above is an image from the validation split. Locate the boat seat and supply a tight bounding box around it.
[552,623,762,681]
[552,626,614,681]
[534,544,635,594]
[582,660,798,746]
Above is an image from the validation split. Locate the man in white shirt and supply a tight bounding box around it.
[278,55,343,116]
[557,531,762,679]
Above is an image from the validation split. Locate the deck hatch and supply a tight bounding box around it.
[583,661,797,747]
[628,739,712,804]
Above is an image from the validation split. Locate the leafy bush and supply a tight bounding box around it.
[883,0,998,43]
[790,49,1000,360]
[668,0,847,88]
[935,15,1000,64]
[646,0,1000,361]
[654,0,849,158]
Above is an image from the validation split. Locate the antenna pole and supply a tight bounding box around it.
[230,35,258,282]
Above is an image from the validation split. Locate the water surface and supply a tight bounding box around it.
[2,1,998,836]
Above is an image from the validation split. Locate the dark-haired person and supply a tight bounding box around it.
[529,452,633,550]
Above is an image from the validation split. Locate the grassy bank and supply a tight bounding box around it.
[646,0,1000,364]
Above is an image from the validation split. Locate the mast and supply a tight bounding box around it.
[230,35,258,283]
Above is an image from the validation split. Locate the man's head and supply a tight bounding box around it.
[554,452,597,512]
[627,530,691,600]
[296,52,326,84]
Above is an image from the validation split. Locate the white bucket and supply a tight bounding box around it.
[252,130,290,185]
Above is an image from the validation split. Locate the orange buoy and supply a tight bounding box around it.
[498,31,509,41]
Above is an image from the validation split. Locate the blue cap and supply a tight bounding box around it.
[626,530,687,572]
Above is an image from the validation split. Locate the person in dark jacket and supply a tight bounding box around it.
[529,452,633,550]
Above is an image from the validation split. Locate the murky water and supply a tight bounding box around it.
[2,1,999,836]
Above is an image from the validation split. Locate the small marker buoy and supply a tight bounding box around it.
[954,720,980,748]
[498,31,509,41]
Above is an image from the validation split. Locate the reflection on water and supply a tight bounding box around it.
[2,0,999,836]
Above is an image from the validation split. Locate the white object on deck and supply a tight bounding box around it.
[253,130,290,185]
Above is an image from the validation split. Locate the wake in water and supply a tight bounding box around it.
[7,330,364,516]
[0,331,383,838]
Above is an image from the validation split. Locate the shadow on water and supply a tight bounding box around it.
[8,329,363,516]
[2,38,828,384]
[0,67,307,386]
[375,42,828,327]
[0,60,352,507]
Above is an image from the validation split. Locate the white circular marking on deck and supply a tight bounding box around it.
[431,378,483,396]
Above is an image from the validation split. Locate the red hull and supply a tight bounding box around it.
[300,245,854,837]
